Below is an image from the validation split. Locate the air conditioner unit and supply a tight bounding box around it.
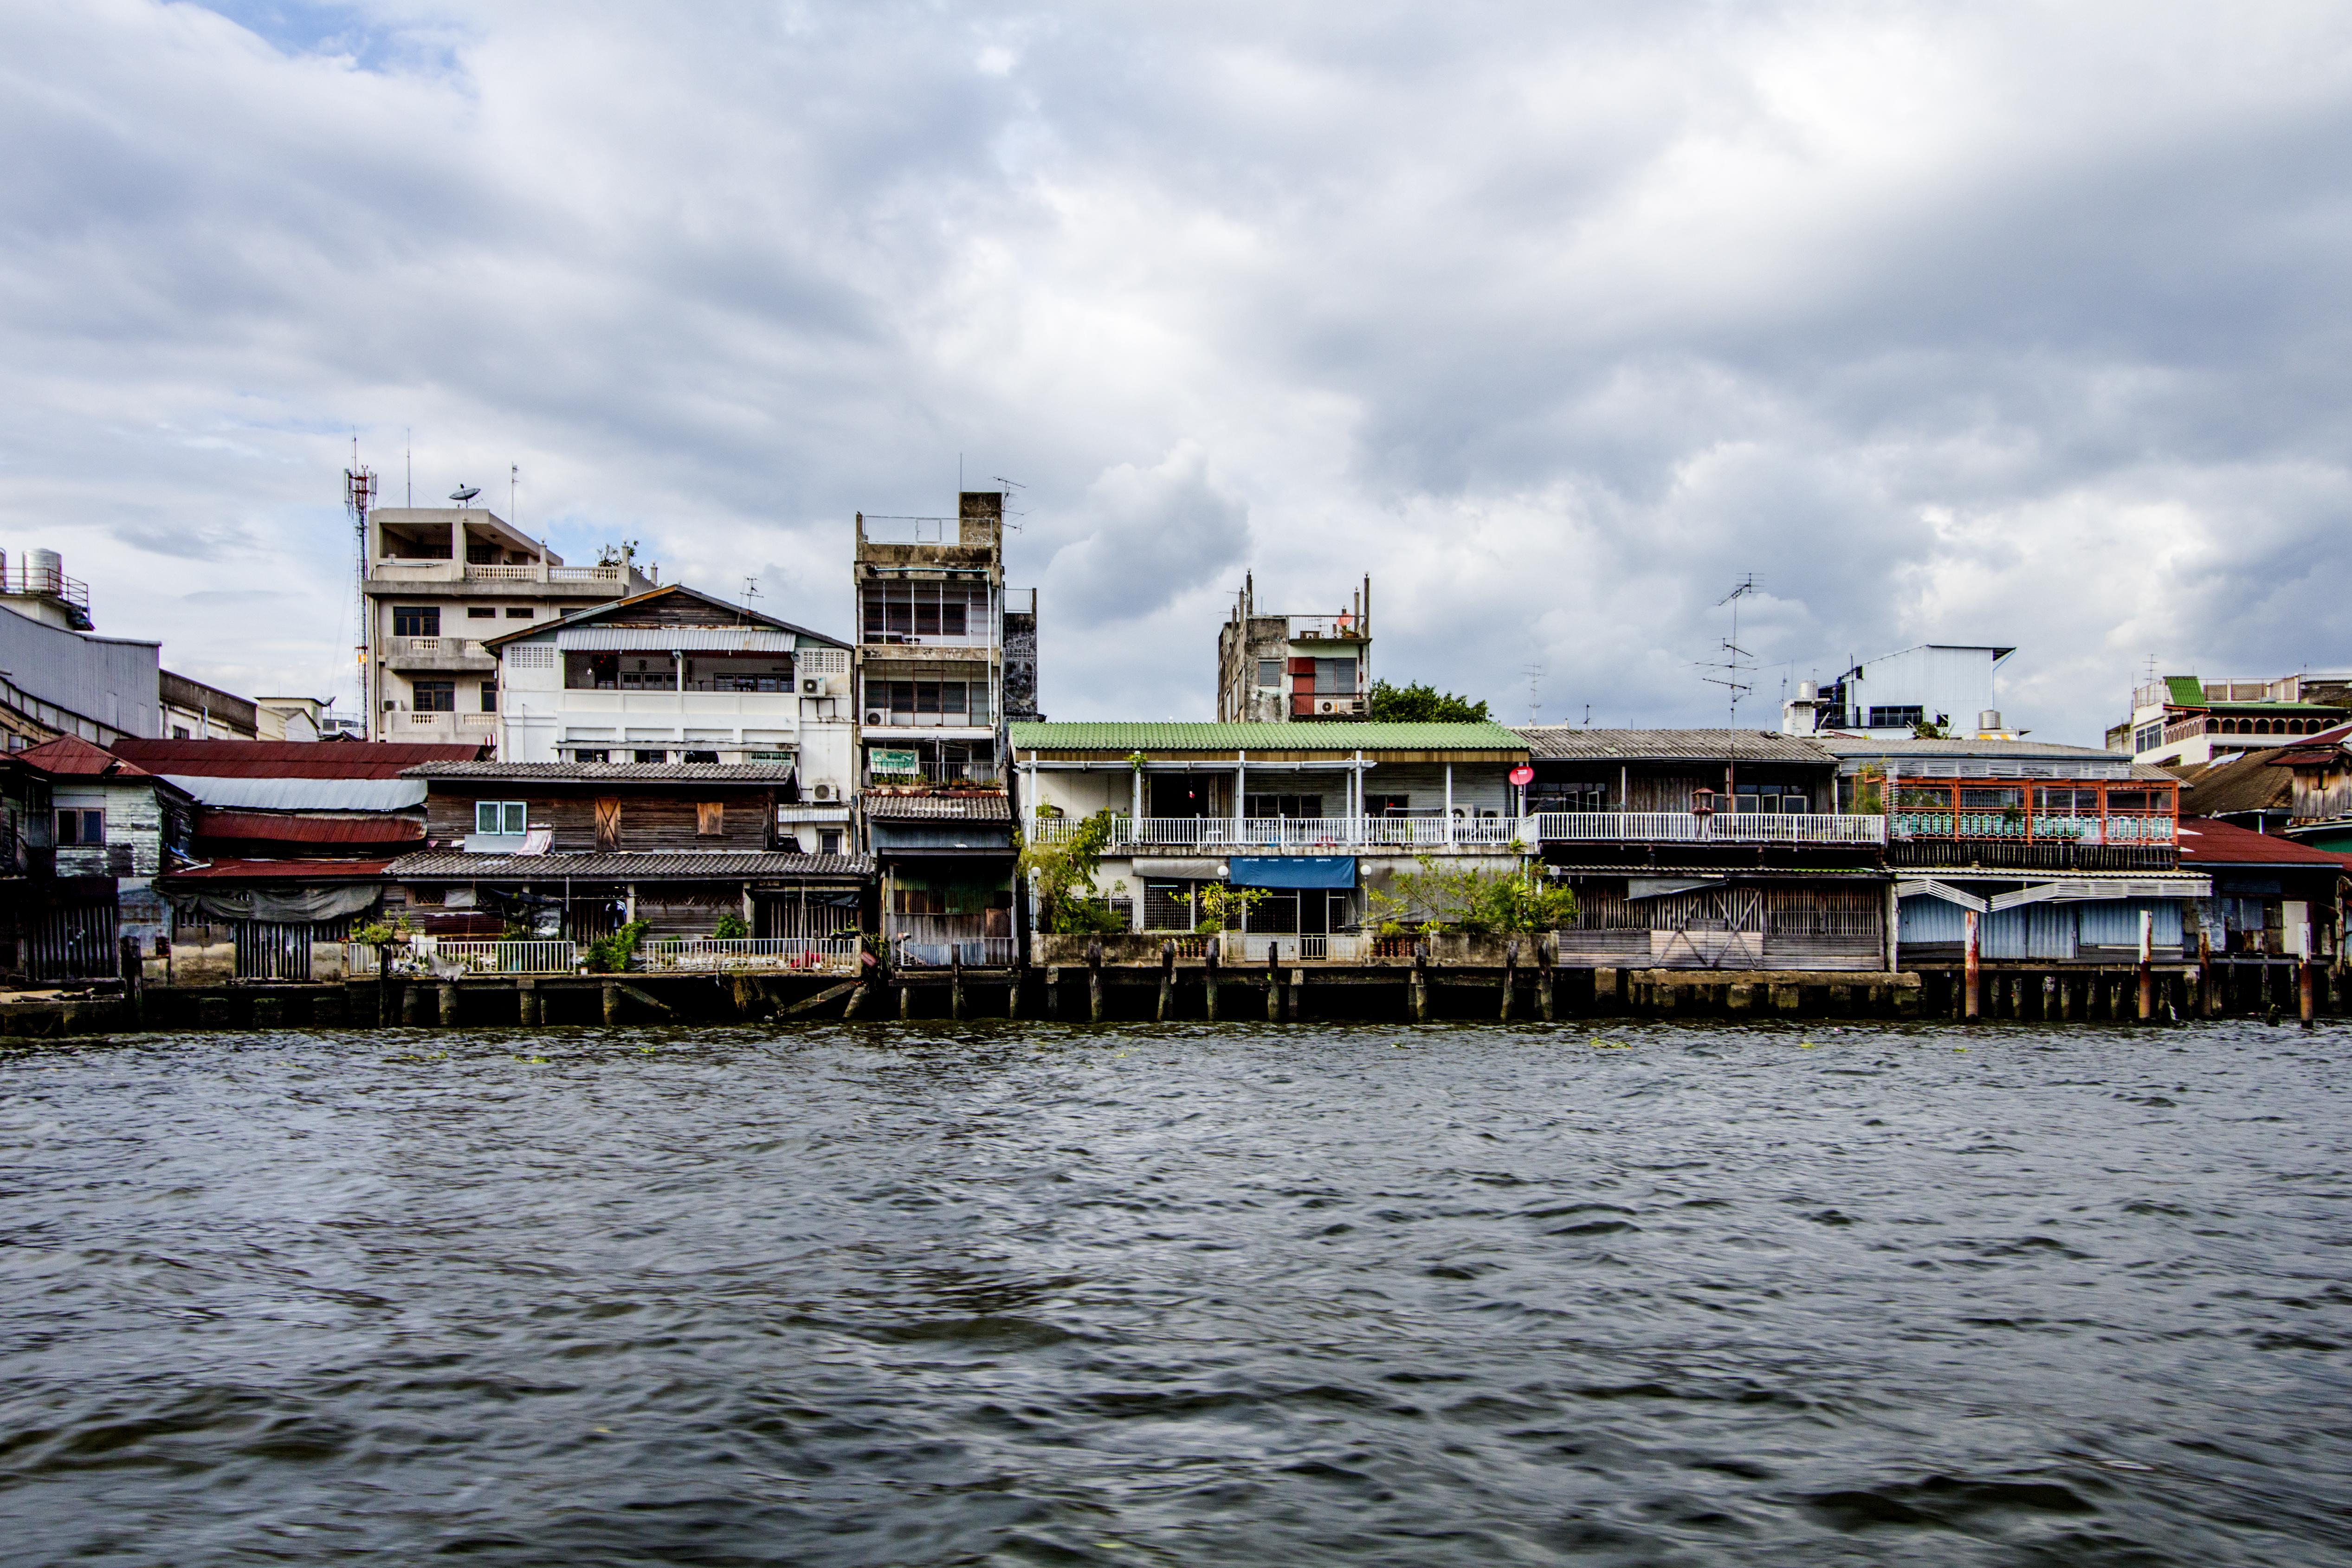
[382,700,397,712]
[802,678,821,695]
[1317,699,1338,715]
[814,782,834,801]
[866,711,884,724]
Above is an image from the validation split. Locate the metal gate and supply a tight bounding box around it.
[235,921,313,981]
[24,902,118,980]
[1648,887,1765,969]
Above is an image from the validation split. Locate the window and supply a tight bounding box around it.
[1316,658,1356,695]
[1866,704,1924,729]
[413,680,457,712]
[478,681,498,713]
[634,749,667,763]
[506,607,534,619]
[1256,658,1281,688]
[860,581,986,642]
[1245,794,1323,819]
[697,802,725,836]
[572,749,609,763]
[55,809,103,846]
[467,606,495,619]
[172,726,190,740]
[683,749,720,764]
[475,800,528,836]
[1364,793,1412,816]
[2133,723,2163,753]
[393,606,440,637]
[819,828,842,855]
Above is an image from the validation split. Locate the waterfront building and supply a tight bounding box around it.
[386,759,871,946]
[11,735,195,978]
[1782,645,2017,740]
[483,586,858,858]
[853,492,1031,969]
[1010,720,1527,959]
[2253,721,2352,852]
[360,503,652,746]
[0,549,161,748]
[1514,729,1894,972]
[2105,672,2350,768]
[1215,573,1373,723]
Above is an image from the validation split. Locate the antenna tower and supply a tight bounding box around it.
[342,439,377,728]
[1521,662,1544,726]
[1700,574,1760,795]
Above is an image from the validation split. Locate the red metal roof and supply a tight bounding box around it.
[195,811,425,846]
[162,859,397,881]
[2178,817,2352,868]
[110,739,485,779]
[20,735,156,777]
[2263,722,2352,766]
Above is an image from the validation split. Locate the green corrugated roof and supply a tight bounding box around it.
[2165,675,2206,705]
[1007,721,1528,752]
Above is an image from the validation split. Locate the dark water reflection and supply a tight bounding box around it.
[2,1020,2348,1565]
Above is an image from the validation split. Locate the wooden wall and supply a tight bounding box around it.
[426,788,772,852]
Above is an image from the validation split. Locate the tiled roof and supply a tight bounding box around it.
[112,739,484,777]
[403,761,799,782]
[2178,818,2352,868]
[863,792,1012,819]
[387,850,872,880]
[1008,722,1527,753]
[1517,728,1834,763]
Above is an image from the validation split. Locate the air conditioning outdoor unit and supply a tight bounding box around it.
[802,678,821,694]
[866,711,884,724]
[814,783,834,801]
[1317,699,1338,714]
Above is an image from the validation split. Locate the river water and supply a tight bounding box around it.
[1,1020,2346,1566]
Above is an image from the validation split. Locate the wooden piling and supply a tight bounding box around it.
[1157,941,1175,1023]
[518,978,540,1027]
[1088,939,1105,1024]
[1410,947,1429,1024]
[437,983,458,1028]
[1537,935,1554,1023]
[1963,910,1981,1020]
[1204,945,1220,1021]
[2300,959,2316,1027]
[899,984,911,1020]
[601,981,621,1025]
[950,948,965,1021]
[1500,939,1518,1021]
[1266,949,1281,1023]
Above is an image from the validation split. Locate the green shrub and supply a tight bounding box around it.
[585,920,649,973]
[712,912,750,940]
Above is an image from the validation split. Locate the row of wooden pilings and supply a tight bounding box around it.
[1040,937,1557,1025]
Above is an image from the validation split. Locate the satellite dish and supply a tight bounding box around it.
[449,485,481,504]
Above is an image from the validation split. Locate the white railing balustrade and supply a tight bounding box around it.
[1531,812,1887,845]
[426,939,580,974]
[1024,816,1527,852]
[638,938,859,974]
[1231,932,1370,963]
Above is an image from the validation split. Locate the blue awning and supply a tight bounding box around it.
[1228,856,1356,890]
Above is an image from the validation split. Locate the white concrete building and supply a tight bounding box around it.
[486,586,858,839]
[1784,645,2017,741]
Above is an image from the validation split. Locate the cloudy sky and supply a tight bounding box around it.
[7,0,2352,743]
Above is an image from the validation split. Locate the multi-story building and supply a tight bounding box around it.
[360,504,652,747]
[851,492,1031,968]
[484,585,858,848]
[1216,573,1372,722]
[0,548,161,747]
[2105,672,2352,768]
[159,670,258,740]
[1782,644,2016,740]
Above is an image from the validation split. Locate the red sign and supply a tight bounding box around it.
[1509,765,1534,787]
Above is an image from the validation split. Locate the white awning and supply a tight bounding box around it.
[167,776,427,812]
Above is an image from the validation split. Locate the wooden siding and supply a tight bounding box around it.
[426,790,771,852]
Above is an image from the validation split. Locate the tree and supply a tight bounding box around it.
[1367,860,1576,936]
[1016,810,1129,934]
[1368,680,1492,723]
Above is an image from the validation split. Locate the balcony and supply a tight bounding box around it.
[368,561,633,587]
[395,711,500,740]
[384,636,496,671]
[1027,815,1526,852]
[865,759,1001,787]
[1286,615,1366,642]
[1534,811,1885,845]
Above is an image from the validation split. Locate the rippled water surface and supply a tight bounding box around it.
[3,1020,2349,1566]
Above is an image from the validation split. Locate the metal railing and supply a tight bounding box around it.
[1027,815,1524,851]
[1532,811,1886,845]
[425,939,580,974]
[0,563,90,614]
[892,936,1017,968]
[638,938,859,974]
[866,760,1001,786]
[1231,932,1370,963]
[1889,812,2174,844]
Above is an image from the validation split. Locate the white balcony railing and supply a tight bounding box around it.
[385,636,490,658]
[1232,932,1370,963]
[402,711,499,732]
[1532,811,1886,845]
[637,938,859,974]
[422,939,579,974]
[1025,815,1525,851]
[369,561,630,586]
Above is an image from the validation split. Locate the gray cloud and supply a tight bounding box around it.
[3,1,2351,740]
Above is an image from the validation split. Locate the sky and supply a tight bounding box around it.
[7,0,2352,744]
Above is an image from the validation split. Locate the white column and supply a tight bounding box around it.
[1235,751,1247,827]
[1444,762,1455,845]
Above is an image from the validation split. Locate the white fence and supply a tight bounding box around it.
[638,938,859,974]
[426,939,581,974]
[1230,932,1370,963]
[1531,812,1886,845]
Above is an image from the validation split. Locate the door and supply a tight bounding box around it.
[594,797,621,852]
[234,922,312,981]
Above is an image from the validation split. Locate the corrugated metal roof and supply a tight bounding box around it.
[112,739,485,777]
[2180,750,2298,816]
[1516,728,1835,763]
[196,812,424,845]
[2165,675,2207,706]
[387,851,872,880]
[862,792,1012,819]
[1813,736,2171,774]
[404,761,798,782]
[168,777,428,812]
[21,735,155,776]
[162,858,397,881]
[2178,818,2352,868]
[1007,722,1526,753]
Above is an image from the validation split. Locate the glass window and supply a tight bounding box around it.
[478,681,498,712]
[412,680,456,712]
[505,607,533,618]
[393,606,440,637]
[1256,658,1280,688]
[683,750,720,764]
[635,749,667,763]
[466,607,495,619]
[573,749,608,763]
[55,809,102,846]
[476,801,527,835]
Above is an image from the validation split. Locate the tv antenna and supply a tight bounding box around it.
[991,475,1027,531]
[1699,574,1760,795]
[1521,662,1544,725]
[741,575,761,602]
[508,464,519,524]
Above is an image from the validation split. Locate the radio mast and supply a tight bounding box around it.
[343,439,376,734]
